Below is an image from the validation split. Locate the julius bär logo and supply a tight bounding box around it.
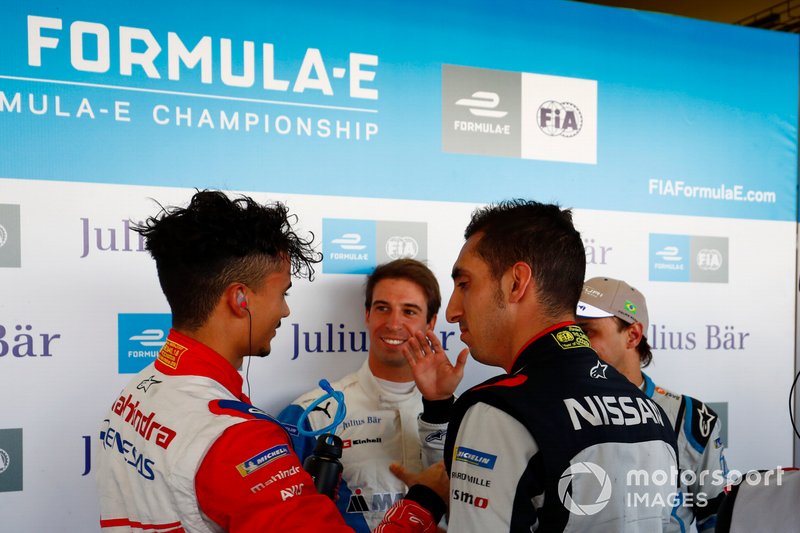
[0,205,21,268]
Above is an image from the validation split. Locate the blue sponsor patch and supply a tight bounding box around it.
[117,313,171,374]
[282,423,300,437]
[236,445,291,477]
[454,446,497,470]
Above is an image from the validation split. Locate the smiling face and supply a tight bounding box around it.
[366,277,436,381]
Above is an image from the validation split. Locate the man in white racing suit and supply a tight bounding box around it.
[279,259,466,532]
[577,276,729,532]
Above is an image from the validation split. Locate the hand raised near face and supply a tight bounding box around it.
[402,330,468,401]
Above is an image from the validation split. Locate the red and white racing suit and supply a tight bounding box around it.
[96,329,437,532]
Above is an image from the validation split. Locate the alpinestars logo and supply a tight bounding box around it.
[589,361,608,379]
[455,91,508,118]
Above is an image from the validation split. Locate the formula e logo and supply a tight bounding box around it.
[650,234,727,283]
[538,101,582,137]
[655,246,683,263]
[455,91,508,118]
[558,462,612,516]
[118,314,172,374]
[331,233,367,251]
[385,236,419,260]
[129,329,166,347]
[696,249,722,271]
[323,219,427,275]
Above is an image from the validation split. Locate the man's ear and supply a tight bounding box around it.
[226,284,250,317]
[626,322,644,348]
[426,313,438,331]
[508,262,533,304]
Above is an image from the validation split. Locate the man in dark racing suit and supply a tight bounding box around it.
[399,200,679,531]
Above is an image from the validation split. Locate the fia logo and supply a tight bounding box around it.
[537,101,583,137]
[455,91,508,118]
[385,236,418,260]
[696,249,722,271]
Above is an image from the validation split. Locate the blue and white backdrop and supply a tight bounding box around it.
[0,1,797,529]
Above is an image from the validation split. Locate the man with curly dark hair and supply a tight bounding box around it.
[95,191,443,533]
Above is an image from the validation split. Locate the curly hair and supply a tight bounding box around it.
[465,199,585,319]
[134,190,320,330]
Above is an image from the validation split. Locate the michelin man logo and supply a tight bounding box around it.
[558,461,612,515]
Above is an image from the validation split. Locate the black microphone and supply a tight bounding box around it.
[303,433,343,500]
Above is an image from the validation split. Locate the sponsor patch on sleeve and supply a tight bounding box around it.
[454,446,497,469]
[552,326,591,350]
[236,445,291,477]
[157,339,188,369]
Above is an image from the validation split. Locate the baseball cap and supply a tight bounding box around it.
[576,277,649,334]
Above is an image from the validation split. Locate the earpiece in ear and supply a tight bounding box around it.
[237,290,248,309]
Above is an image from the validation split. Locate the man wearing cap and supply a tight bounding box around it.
[576,276,729,533]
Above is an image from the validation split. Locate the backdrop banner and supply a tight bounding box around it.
[0,1,797,530]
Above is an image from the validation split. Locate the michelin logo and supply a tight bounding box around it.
[454,446,497,469]
[236,445,290,477]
